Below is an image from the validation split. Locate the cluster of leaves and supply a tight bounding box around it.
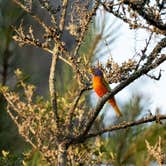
[0,149,49,166]
[1,69,59,164]
[92,58,137,83]
[0,150,23,166]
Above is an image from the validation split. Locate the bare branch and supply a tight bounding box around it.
[59,0,69,32]
[135,32,153,70]
[146,37,166,65]
[83,114,166,141]
[49,46,59,125]
[70,87,91,114]
[146,69,162,80]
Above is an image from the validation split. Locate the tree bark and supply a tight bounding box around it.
[58,142,68,166]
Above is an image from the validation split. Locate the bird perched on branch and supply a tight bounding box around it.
[91,68,122,117]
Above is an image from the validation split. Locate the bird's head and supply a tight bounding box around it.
[91,68,103,77]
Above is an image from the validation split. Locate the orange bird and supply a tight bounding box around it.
[91,68,122,117]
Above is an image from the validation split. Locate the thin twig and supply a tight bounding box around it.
[49,46,59,125]
[67,86,91,134]
[12,0,49,32]
[146,69,162,80]
[83,114,166,141]
[102,0,166,31]
[59,0,69,32]
[146,38,166,65]
[135,32,153,70]
[7,109,37,148]
[73,0,99,57]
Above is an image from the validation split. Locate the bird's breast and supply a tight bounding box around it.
[92,76,108,97]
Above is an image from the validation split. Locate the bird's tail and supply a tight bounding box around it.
[109,98,122,117]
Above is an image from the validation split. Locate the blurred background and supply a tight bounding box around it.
[0,0,165,165]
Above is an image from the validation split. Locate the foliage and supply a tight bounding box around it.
[0,149,49,166]
[0,150,23,166]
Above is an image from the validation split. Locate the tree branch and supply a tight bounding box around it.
[59,0,69,32]
[49,46,59,126]
[146,37,166,64]
[7,108,37,148]
[146,69,162,81]
[77,114,166,142]
[67,86,91,134]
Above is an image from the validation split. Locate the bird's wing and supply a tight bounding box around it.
[101,77,111,91]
